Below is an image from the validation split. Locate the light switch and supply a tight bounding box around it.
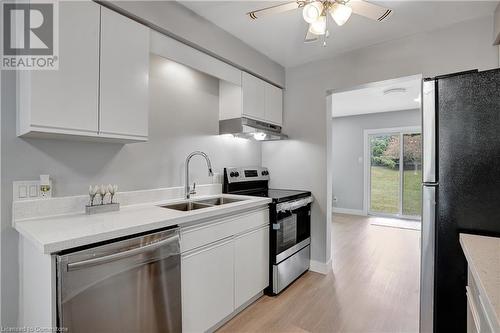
[19,185,27,198]
[29,185,38,197]
[13,179,52,201]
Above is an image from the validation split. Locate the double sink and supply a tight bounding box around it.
[159,197,244,212]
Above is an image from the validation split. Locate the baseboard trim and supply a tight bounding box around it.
[332,207,366,216]
[309,259,332,275]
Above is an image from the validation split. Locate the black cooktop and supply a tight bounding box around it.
[265,189,311,203]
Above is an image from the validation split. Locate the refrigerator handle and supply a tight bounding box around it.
[422,79,437,183]
[420,185,436,333]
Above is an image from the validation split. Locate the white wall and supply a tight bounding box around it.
[495,3,500,64]
[262,15,499,267]
[0,55,263,326]
[495,3,500,41]
[108,1,285,87]
[0,45,2,327]
[332,109,421,212]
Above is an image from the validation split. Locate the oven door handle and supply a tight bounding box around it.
[276,196,313,213]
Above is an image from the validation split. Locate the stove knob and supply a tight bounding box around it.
[230,172,236,177]
[261,171,266,176]
[234,171,240,177]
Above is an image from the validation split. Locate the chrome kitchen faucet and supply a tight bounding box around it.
[185,151,213,199]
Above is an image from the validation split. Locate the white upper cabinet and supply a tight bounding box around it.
[265,83,283,125]
[226,72,283,126]
[17,3,149,143]
[99,7,149,140]
[18,1,100,137]
[242,72,266,121]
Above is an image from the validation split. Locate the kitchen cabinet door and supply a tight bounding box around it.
[265,83,283,126]
[234,226,269,308]
[242,72,266,121]
[182,239,234,333]
[99,7,149,140]
[18,1,100,136]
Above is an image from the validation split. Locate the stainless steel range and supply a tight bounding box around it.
[223,166,312,295]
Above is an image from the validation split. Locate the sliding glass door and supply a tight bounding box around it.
[368,129,421,219]
[402,133,422,217]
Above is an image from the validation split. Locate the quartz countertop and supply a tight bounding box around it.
[15,194,271,254]
[459,233,500,328]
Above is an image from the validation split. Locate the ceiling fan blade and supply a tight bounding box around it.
[247,1,304,20]
[349,0,393,22]
[304,27,319,43]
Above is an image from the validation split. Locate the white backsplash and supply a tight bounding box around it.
[12,184,222,223]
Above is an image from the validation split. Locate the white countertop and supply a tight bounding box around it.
[459,233,500,327]
[15,194,271,254]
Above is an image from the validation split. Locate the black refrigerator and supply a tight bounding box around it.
[420,68,500,332]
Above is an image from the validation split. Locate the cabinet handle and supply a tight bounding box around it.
[67,235,179,271]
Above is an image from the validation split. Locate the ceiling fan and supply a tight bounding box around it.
[247,0,393,46]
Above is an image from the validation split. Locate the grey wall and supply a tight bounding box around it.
[0,55,262,325]
[109,1,285,87]
[262,15,499,266]
[495,3,500,65]
[332,109,421,211]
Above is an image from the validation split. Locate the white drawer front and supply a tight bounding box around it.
[180,209,269,253]
[467,268,496,333]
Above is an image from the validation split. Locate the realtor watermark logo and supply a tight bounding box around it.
[1,0,59,70]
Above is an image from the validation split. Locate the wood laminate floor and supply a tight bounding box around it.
[217,214,420,333]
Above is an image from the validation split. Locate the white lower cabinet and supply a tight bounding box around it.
[182,239,234,333]
[180,208,270,332]
[234,226,269,308]
[466,267,496,333]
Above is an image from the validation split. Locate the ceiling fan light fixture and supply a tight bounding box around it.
[303,1,324,24]
[329,3,352,26]
[308,15,327,35]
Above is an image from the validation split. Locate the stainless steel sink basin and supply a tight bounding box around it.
[159,202,213,211]
[159,196,246,212]
[194,197,244,206]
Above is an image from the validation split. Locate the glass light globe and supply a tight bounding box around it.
[308,15,327,35]
[329,3,352,26]
[303,1,324,24]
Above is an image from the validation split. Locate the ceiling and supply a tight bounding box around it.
[331,75,421,117]
[180,1,498,68]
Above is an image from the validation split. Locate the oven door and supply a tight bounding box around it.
[272,198,311,264]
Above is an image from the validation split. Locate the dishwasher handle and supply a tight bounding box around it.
[67,234,179,272]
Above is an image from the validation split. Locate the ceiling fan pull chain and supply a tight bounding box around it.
[323,10,329,47]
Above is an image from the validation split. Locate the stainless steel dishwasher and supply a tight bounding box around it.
[56,227,181,333]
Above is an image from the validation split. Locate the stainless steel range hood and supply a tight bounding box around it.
[219,117,288,141]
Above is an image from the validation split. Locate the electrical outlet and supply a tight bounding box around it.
[13,180,52,201]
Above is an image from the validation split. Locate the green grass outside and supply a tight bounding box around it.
[370,166,422,217]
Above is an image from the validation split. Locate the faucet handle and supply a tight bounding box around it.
[190,182,197,195]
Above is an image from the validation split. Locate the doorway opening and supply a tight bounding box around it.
[365,127,422,221]
[328,74,423,326]
[328,73,423,332]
